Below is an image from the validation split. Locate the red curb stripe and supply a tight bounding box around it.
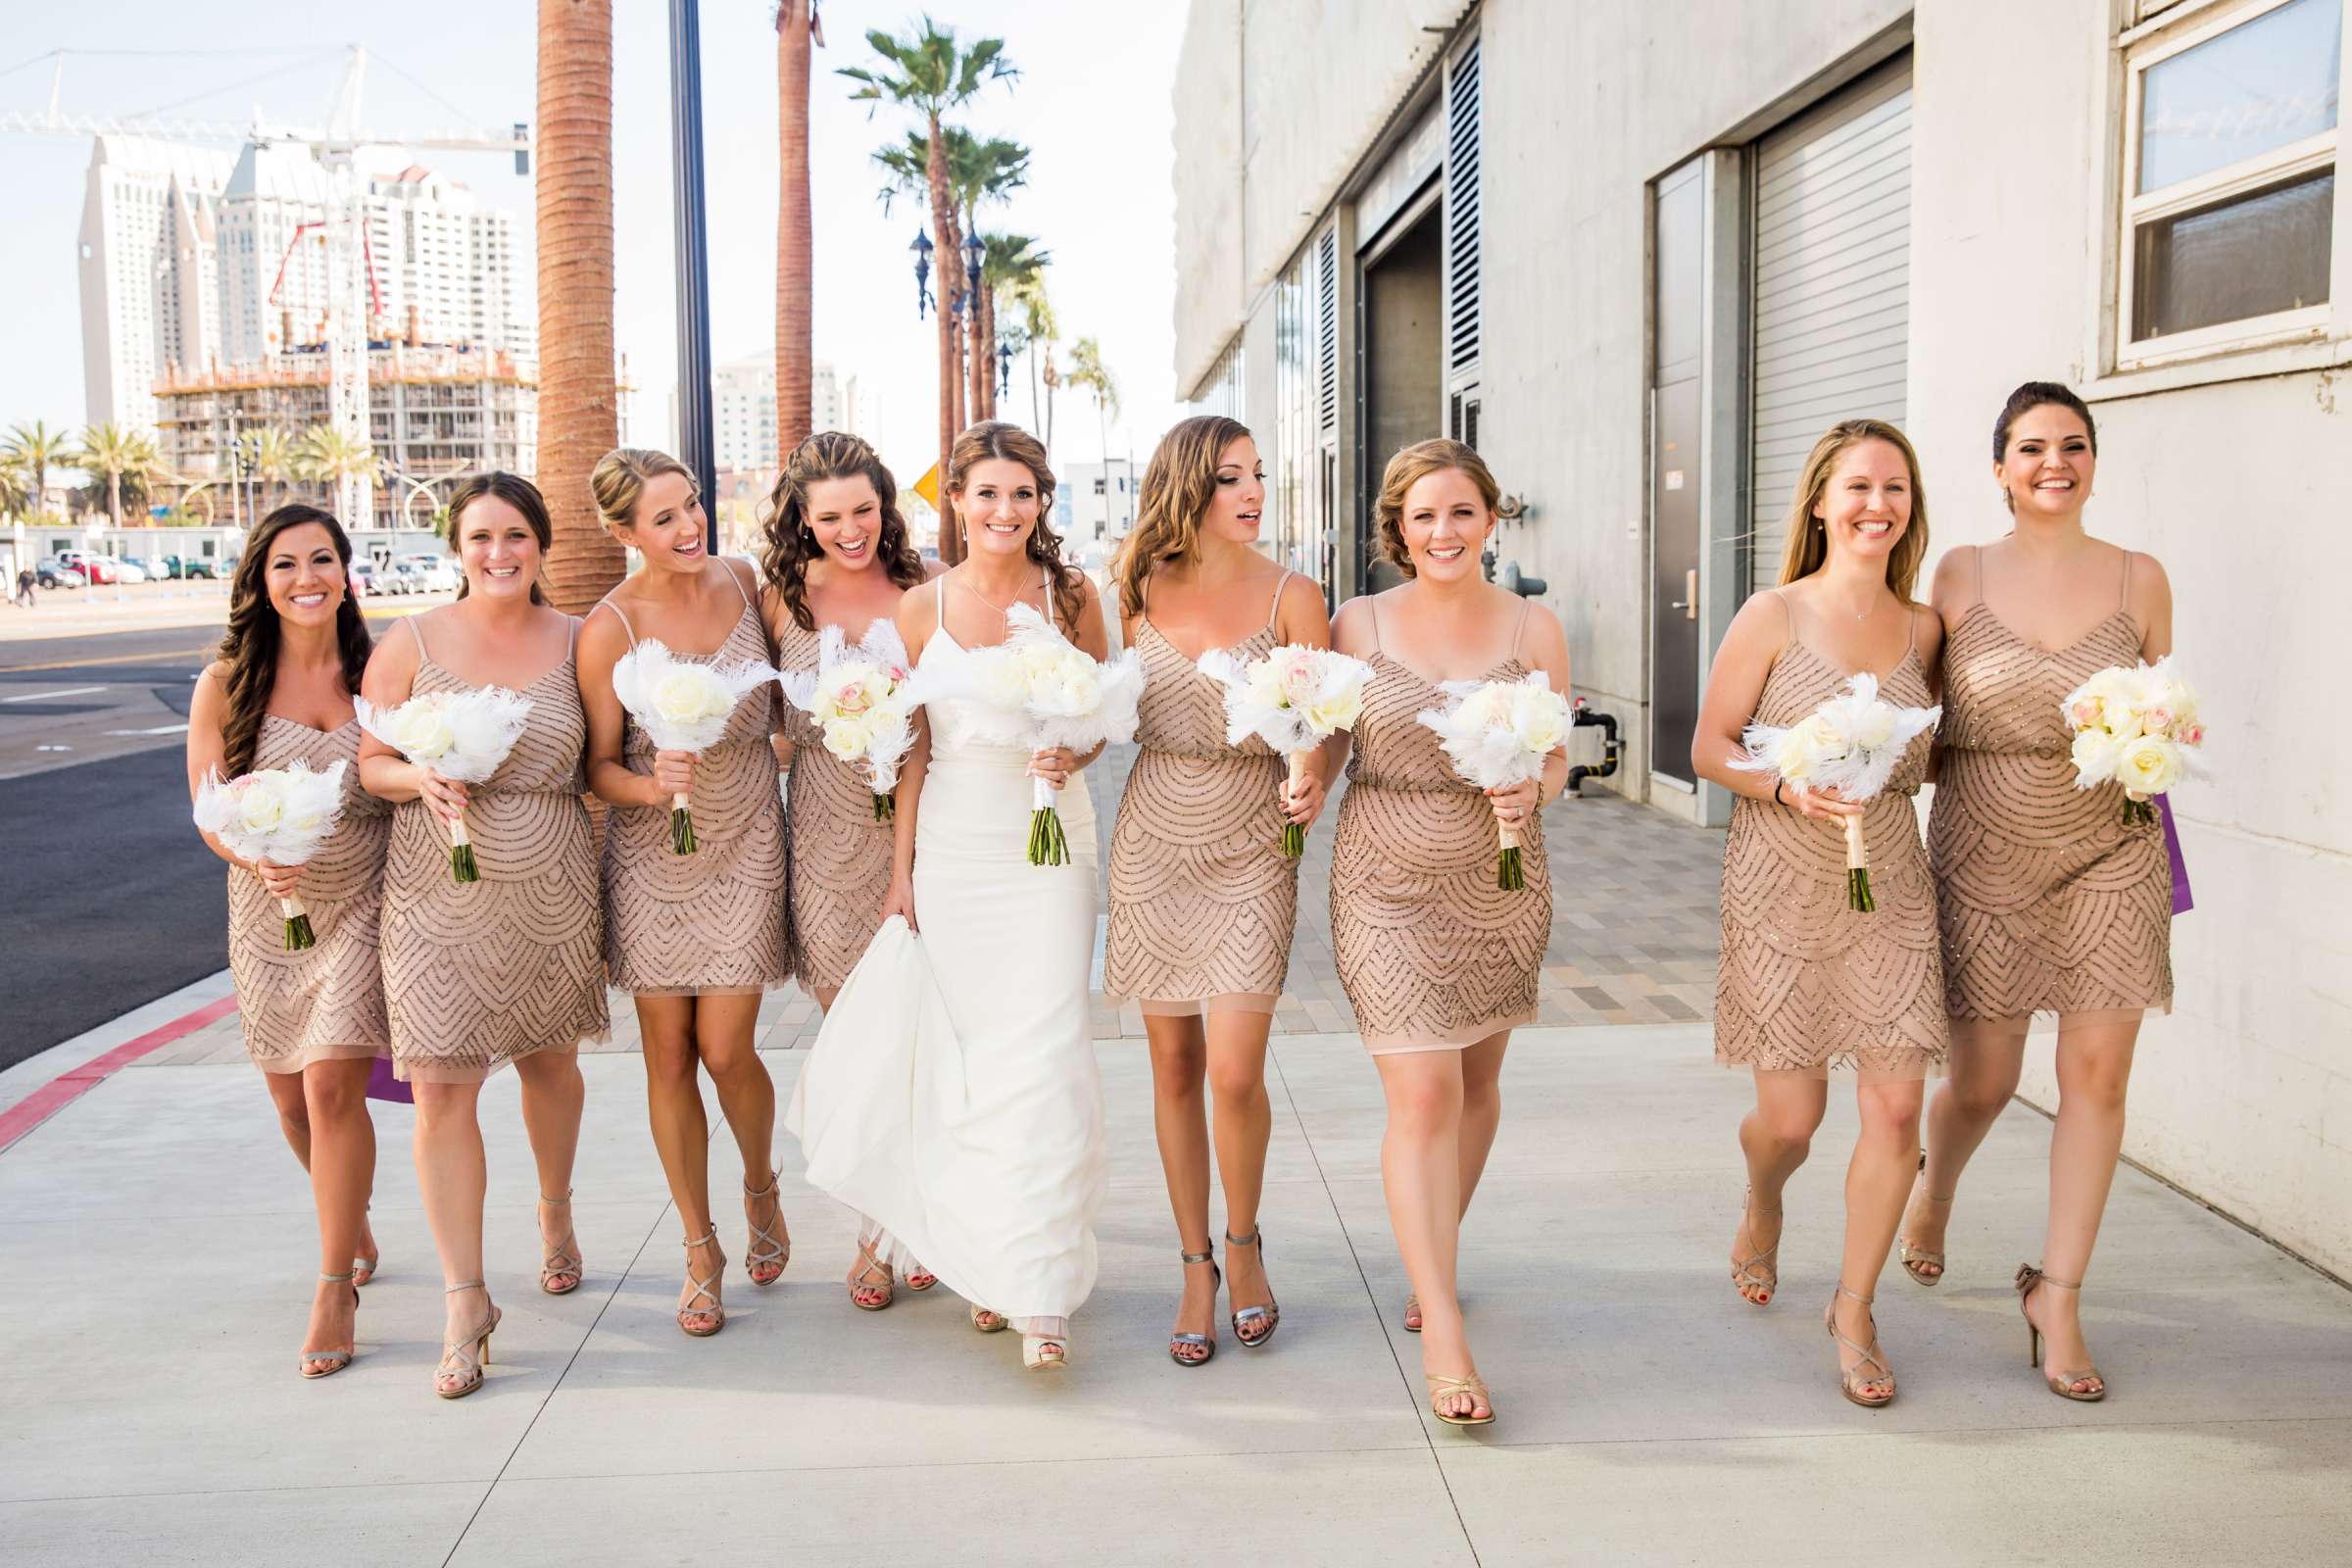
[0,993,240,1154]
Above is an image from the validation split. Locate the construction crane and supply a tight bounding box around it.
[5,45,530,527]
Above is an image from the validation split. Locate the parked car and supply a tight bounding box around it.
[348,561,379,598]
[166,556,220,579]
[36,556,84,589]
[396,553,460,594]
[142,556,172,579]
[111,558,148,584]
[378,562,422,595]
[59,551,121,586]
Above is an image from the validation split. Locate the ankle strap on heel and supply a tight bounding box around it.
[2017,1262,2082,1294]
[445,1279,484,1295]
[319,1270,355,1284]
[1180,1249,1215,1265]
[1834,1282,1875,1307]
[1224,1229,1261,1250]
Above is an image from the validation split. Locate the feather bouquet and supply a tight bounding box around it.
[612,639,778,853]
[779,621,920,822]
[2061,658,2204,826]
[357,687,534,882]
[1727,673,1939,911]
[1416,672,1575,890]
[192,759,349,950]
[1198,643,1373,857]
[944,602,1145,865]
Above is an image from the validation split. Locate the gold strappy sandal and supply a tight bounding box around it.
[848,1238,896,1311]
[1732,1188,1781,1307]
[1425,1373,1494,1427]
[969,1304,1008,1334]
[743,1170,789,1287]
[678,1230,725,1338]
[1899,1154,1951,1287]
[538,1191,582,1296]
[1823,1284,1895,1407]
[435,1281,500,1399]
[2017,1263,2106,1401]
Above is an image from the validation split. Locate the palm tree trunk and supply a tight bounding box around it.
[925,117,961,565]
[976,282,998,424]
[537,0,623,612]
[109,470,122,529]
[774,2,813,454]
[1029,340,1041,432]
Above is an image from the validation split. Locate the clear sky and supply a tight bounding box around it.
[0,0,1186,489]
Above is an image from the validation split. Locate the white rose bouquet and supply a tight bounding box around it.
[612,639,780,854]
[1415,672,1576,890]
[1727,672,1940,911]
[357,687,535,882]
[2060,657,2204,826]
[778,621,920,822]
[192,759,349,950]
[1198,642,1373,858]
[941,601,1145,865]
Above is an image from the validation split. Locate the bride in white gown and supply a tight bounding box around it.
[785,421,1110,1371]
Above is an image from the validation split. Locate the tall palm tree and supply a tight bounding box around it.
[1065,337,1118,534]
[981,232,1048,427]
[775,1,821,455]
[5,421,69,518]
[841,18,1016,563]
[0,457,30,521]
[72,422,161,529]
[293,424,381,514]
[537,0,623,612]
[1005,269,1056,434]
[251,424,296,515]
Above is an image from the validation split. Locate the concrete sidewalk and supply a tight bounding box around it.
[2,1001,2348,1564]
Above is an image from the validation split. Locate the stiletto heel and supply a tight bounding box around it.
[1224,1228,1279,1348]
[2016,1263,2105,1400]
[1731,1188,1781,1306]
[538,1190,582,1296]
[299,1271,359,1380]
[434,1281,499,1399]
[743,1170,789,1287]
[1899,1153,1952,1287]
[1823,1284,1896,1407]
[678,1230,725,1337]
[1169,1248,1218,1367]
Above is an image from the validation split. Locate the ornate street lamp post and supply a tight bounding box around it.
[909,228,934,319]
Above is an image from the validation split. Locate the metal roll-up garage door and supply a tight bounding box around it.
[1748,56,1913,586]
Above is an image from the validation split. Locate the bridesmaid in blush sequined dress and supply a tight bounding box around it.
[1103,416,1332,1367]
[580,448,792,1339]
[1693,418,1947,1409]
[361,473,599,1399]
[758,431,941,1310]
[187,503,389,1378]
[1900,383,2176,1403]
[1325,440,1571,1429]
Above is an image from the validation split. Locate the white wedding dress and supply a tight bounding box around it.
[785,578,1106,1338]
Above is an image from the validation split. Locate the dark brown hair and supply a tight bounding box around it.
[1993,380,2098,464]
[216,504,372,777]
[442,470,552,604]
[1373,438,1499,578]
[1109,415,1251,618]
[760,431,926,631]
[948,420,1084,637]
[1777,418,1930,603]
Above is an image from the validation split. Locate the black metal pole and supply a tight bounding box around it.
[669,0,718,551]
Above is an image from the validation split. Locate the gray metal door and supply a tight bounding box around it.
[1651,160,1705,785]
[1748,57,1913,587]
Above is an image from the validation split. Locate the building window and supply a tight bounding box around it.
[2118,0,2343,366]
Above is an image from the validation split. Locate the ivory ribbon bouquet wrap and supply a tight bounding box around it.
[1416,671,1574,891]
[778,621,921,822]
[191,759,349,950]
[611,639,780,854]
[356,688,533,882]
[2061,657,2205,826]
[930,601,1145,865]
[1197,643,1372,858]
[1728,672,1939,912]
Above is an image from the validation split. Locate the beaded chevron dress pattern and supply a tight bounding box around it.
[225,716,392,1072]
[776,615,897,994]
[1930,556,2172,1021]
[1329,651,1549,1054]
[602,591,792,997]
[1103,614,1297,1014]
[1714,639,1946,1079]
[381,624,609,1082]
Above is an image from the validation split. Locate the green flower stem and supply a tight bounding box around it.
[1282,821,1305,859]
[1495,846,1524,891]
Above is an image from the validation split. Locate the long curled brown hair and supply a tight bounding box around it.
[1109,415,1250,619]
[442,470,553,604]
[216,504,372,777]
[760,431,926,630]
[948,420,1085,638]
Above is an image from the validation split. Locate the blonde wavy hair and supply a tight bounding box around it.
[1776,418,1930,602]
[1108,415,1251,618]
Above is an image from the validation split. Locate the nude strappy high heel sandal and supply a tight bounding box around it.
[1224,1228,1279,1348]
[2016,1263,2106,1401]
[1732,1189,1781,1306]
[1899,1154,1951,1287]
[743,1170,789,1287]
[299,1270,359,1380]
[1170,1248,1218,1367]
[1823,1284,1895,1407]
[435,1282,500,1399]
[538,1191,582,1296]
[848,1238,896,1311]
[678,1230,725,1338]
[1425,1373,1494,1427]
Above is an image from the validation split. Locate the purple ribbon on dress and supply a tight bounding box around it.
[2159,794,2192,916]
[366,1055,414,1103]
